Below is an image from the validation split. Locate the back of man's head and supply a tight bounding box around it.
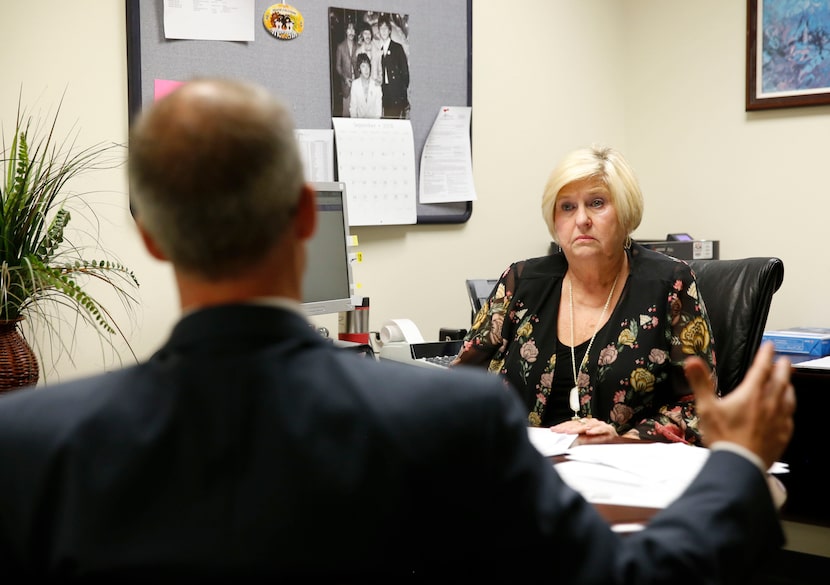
[128,78,305,278]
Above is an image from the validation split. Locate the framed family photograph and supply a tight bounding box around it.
[746,0,830,110]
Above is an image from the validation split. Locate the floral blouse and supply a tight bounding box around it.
[453,244,717,445]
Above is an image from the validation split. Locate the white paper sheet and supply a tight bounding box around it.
[295,129,334,182]
[526,427,577,457]
[332,117,417,226]
[555,443,708,508]
[551,442,788,509]
[792,355,830,369]
[418,106,476,203]
[163,0,255,41]
[566,442,709,481]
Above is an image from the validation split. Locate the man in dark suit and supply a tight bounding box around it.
[0,78,795,582]
[378,15,410,118]
[335,21,358,117]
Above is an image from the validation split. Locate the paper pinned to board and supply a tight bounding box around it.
[332,117,417,226]
[418,106,475,204]
[295,129,334,182]
[163,0,255,41]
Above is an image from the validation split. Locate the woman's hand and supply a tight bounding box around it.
[550,418,620,446]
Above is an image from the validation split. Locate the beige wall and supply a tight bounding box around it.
[0,0,173,383]
[0,0,824,383]
[623,0,827,336]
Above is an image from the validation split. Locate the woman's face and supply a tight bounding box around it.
[360,61,371,78]
[553,178,625,262]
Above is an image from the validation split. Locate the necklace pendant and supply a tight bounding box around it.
[568,273,618,424]
[569,385,580,418]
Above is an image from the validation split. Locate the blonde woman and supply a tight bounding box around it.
[454,145,717,446]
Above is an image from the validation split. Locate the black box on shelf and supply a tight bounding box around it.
[637,239,719,260]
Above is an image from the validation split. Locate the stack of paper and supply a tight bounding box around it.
[526,428,787,509]
[526,427,576,456]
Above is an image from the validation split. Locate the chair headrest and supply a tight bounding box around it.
[686,257,784,394]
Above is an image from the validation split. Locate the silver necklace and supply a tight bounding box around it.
[568,274,619,420]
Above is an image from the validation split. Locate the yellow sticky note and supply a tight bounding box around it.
[349,235,359,246]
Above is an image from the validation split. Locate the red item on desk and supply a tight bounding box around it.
[338,297,370,345]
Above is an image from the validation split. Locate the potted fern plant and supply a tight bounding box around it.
[0,93,140,390]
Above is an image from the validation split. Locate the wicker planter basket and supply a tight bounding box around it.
[0,319,39,392]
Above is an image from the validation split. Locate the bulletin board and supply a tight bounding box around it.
[125,0,473,224]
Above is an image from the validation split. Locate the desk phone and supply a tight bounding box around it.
[379,339,463,369]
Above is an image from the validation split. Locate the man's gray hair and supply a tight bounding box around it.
[129,78,305,278]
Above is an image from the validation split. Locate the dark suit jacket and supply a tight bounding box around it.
[380,39,409,103]
[0,305,784,582]
[335,38,357,96]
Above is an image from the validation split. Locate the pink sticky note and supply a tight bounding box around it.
[154,79,185,101]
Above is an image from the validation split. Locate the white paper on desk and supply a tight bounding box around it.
[526,427,577,457]
[557,443,709,508]
[295,129,334,182]
[555,442,788,509]
[163,0,255,41]
[333,117,417,226]
[567,442,710,482]
[418,107,476,204]
[555,460,683,508]
[792,355,830,369]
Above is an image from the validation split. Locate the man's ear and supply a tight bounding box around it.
[135,219,168,261]
[293,183,317,241]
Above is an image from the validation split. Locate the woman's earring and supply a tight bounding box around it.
[624,235,632,250]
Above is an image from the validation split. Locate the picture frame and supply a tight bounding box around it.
[746,0,830,111]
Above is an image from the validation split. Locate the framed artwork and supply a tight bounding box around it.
[746,0,830,110]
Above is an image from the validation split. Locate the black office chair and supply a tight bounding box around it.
[686,257,785,395]
[465,278,499,324]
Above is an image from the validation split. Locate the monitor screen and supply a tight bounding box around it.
[302,182,356,316]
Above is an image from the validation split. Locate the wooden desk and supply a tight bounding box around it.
[592,503,658,527]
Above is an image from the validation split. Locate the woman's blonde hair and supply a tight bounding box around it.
[541,145,644,244]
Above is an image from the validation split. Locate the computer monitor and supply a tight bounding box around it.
[301,182,356,316]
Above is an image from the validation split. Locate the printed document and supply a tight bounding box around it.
[419,106,476,204]
[163,0,255,41]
